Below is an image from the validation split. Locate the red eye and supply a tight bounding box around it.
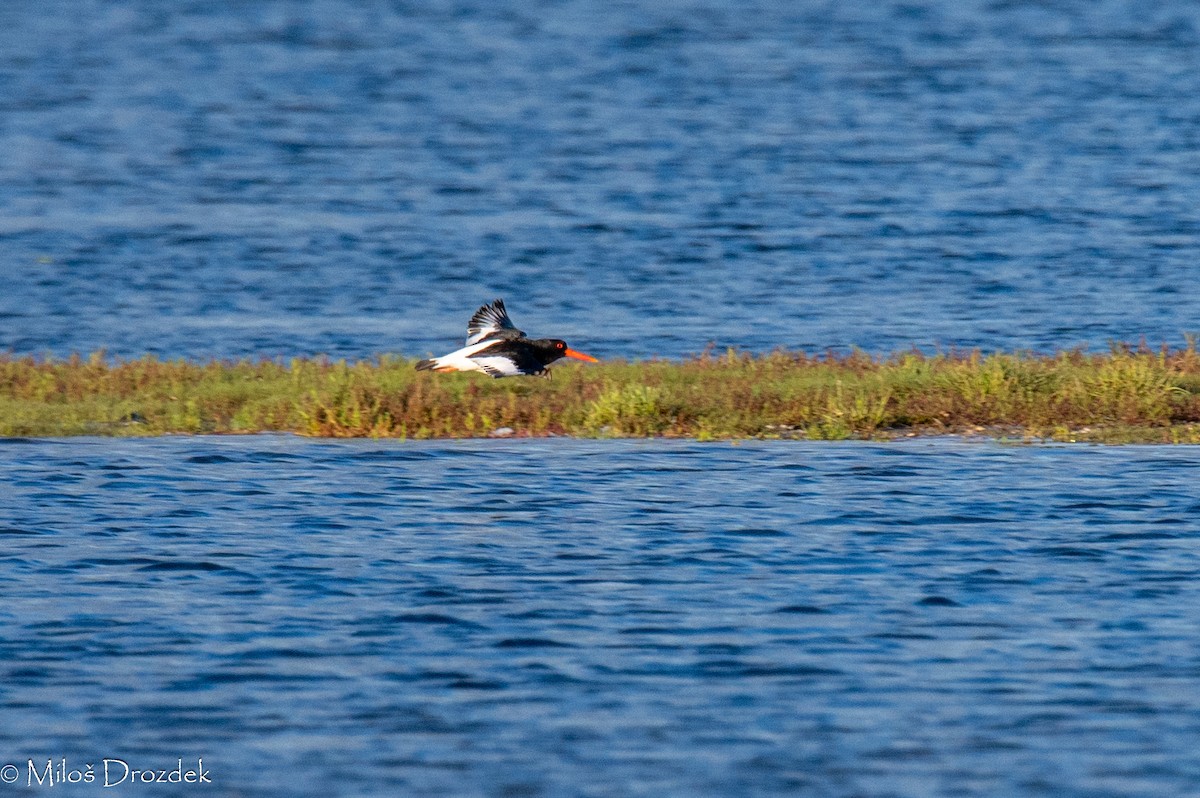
[557,342,564,349]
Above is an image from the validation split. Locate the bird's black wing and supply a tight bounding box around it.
[470,339,549,378]
[466,298,525,345]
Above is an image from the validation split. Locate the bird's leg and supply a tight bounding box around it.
[540,368,553,380]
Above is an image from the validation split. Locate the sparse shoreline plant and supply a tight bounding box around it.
[3,342,1200,443]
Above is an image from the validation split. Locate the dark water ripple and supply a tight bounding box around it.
[2,436,1200,796]
[4,1,1200,359]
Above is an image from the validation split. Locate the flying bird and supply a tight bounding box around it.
[415,299,598,378]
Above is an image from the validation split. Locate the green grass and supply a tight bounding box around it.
[5,344,1200,442]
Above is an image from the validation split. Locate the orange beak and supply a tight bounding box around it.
[563,348,598,363]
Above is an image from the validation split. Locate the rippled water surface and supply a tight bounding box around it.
[3,436,1200,796]
[4,1,1200,359]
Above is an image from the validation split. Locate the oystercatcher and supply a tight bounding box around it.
[415,299,598,378]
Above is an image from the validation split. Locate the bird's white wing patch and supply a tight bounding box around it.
[472,356,525,378]
[466,299,522,345]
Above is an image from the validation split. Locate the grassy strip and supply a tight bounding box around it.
[4,345,1200,442]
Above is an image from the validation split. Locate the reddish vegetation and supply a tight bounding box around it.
[3,343,1200,442]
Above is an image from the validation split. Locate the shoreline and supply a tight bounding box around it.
[4,346,1200,443]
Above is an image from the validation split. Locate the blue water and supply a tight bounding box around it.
[3,1,1200,360]
[3,436,1200,797]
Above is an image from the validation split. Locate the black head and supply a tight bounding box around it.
[528,338,598,365]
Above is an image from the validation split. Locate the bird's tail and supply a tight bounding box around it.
[415,357,462,373]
